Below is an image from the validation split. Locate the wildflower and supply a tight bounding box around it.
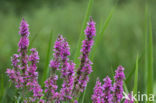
[72,17,96,97]
[6,18,43,102]
[6,18,30,88]
[45,35,64,102]
[44,75,59,102]
[60,38,70,78]
[6,54,24,88]
[113,66,125,103]
[103,76,113,103]
[19,18,30,36]
[92,78,103,103]
[56,37,75,101]
[60,61,75,101]
[18,18,29,70]
[49,35,64,69]
[27,48,43,101]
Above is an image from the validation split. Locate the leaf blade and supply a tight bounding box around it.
[41,31,53,87]
[147,12,153,103]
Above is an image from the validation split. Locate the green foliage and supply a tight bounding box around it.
[147,12,153,103]
[41,31,53,86]
[133,54,139,103]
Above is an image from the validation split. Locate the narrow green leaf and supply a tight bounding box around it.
[144,3,148,93]
[74,0,94,66]
[147,13,153,103]
[41,32,53,87]
[0,73,4,101]
[90,7,115,61]
[133,54,139,103]
[123,81,129,94]
[125,53,143,84]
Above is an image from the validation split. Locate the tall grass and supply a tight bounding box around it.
[90,7,115,61]
[147,12,153,103]
[144,3,148,94]
[0,73,4,102]
[133,54,139,103]
[41,31,53,86]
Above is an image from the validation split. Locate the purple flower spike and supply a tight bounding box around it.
[72,17,96,97]
[85,17,96,38]
[124,93,134,103]
[6,54,24,88]
[18,18,29,51]
[113,66,125,103]
[92,78,103,103]
[53,35,75,101]
[103,76,113,103]
[6,18,44,102]
[60,61,75,101]
[44,75,59,101]
[11,54,20,68]
[60,38,70,78]
[27,48,43,101]
[45,35,64,102]
[29,48,39,64]
[50,35,64,70]
[19,18,30,36]
[18,19,30,79]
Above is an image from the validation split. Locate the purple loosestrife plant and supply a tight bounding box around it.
[6,18,43,102]
[60,38,75,101]
[18,18,29,77]
[6,17,130,103]
[60,37,76,102]
[60,38,70,78]
[45,35,75,102]
[44,35,64,102]
[91,78,104,103]
[102,76,113,103]
[113,66,125,103]
[72,17,96,98]
[27,48,43,101]
[60,61,75,101]
[92,66,125,103]
[6,54,24,88]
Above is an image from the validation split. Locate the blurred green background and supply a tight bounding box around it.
[0,0,155,102]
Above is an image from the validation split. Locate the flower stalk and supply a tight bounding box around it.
[72,17,96,98]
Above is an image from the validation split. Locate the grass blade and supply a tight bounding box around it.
[41,31,53,86]
[144,3,148,93]
[123,81,129,94]
[74,0,94,66]
[0,73,4,101]
[125,53,143,84]
[133,54,139,103]
[90,7,115,61]
[147,13,153,103]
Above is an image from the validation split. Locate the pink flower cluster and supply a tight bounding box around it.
[92,66,129,103]
[6,17,96,103]
[6,19,43,102]
[6,17,131,103]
